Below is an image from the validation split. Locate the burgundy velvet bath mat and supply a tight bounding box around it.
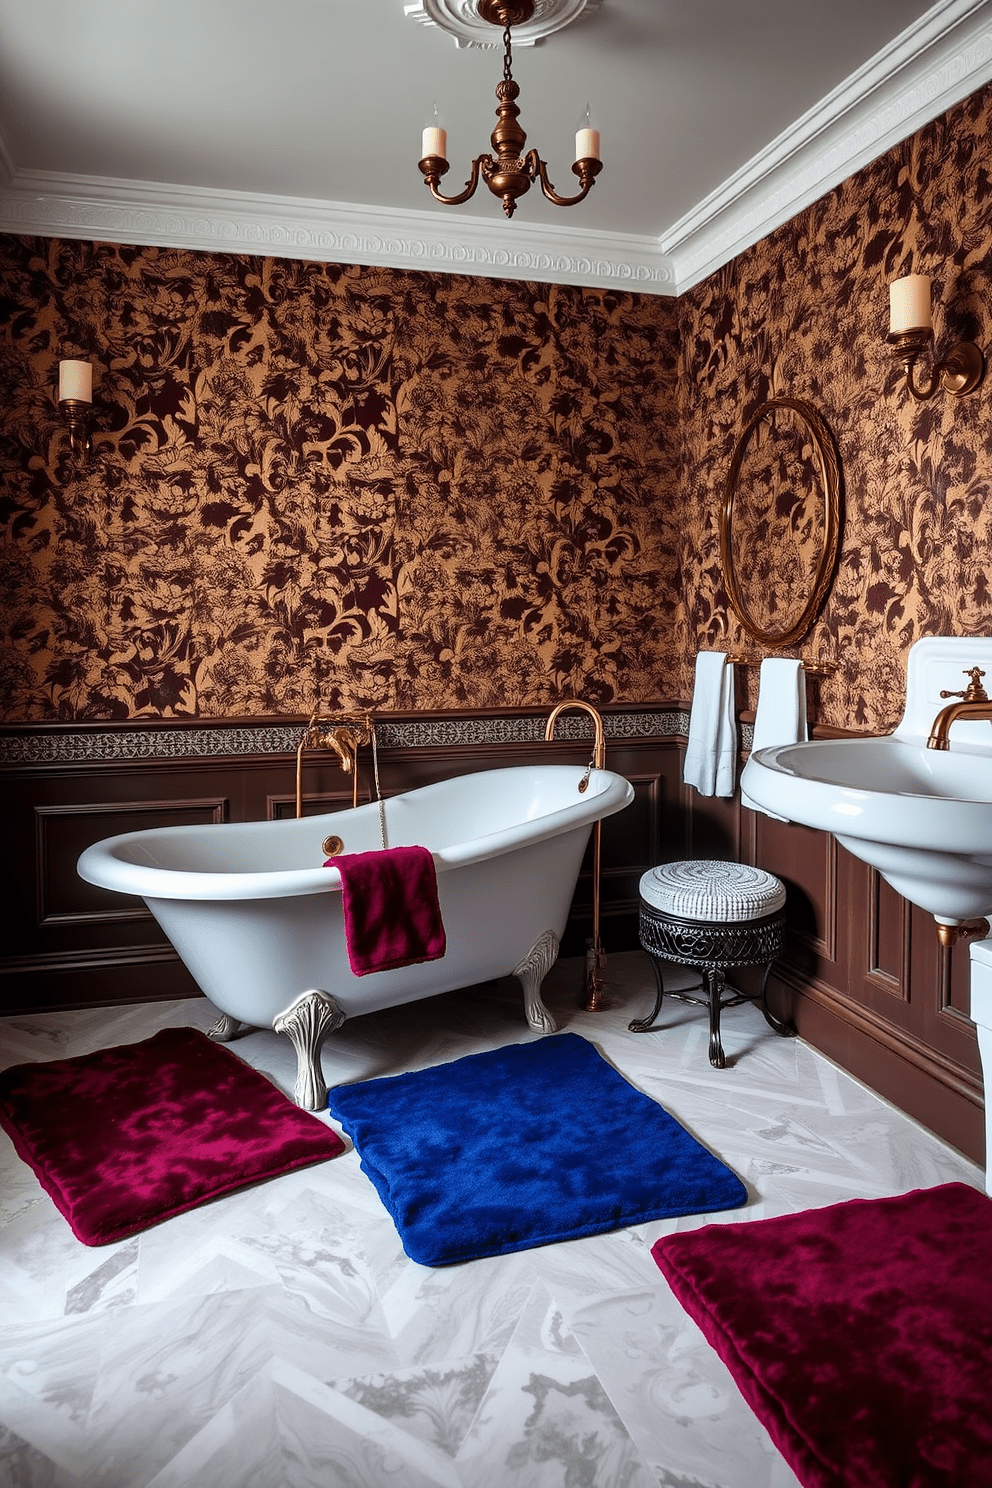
[652,1182,992,1488]
[0,1026,345,1246]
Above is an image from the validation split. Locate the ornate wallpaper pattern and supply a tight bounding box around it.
[0,243,680,719]
[678,81,992,733]
[3,78,992,730]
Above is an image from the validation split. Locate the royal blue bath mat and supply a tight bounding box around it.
[326,1032,747,1266]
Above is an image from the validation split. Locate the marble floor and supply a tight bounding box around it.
[0,951,984,1488]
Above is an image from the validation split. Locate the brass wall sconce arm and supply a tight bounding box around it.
[887,274,983,400]
[887,327,984,401]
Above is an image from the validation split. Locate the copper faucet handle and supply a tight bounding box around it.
[940,666,989,703]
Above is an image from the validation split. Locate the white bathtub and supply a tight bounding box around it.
[77,764,634,1107]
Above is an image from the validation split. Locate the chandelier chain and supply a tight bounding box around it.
[503,22,513,82]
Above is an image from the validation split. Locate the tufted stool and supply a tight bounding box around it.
[631,860,794,1068]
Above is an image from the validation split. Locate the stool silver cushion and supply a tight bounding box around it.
[639,860,786,923]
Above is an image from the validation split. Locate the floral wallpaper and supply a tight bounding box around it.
[3,76,992,730]
[0,242,680,720]
[678,80,992,733]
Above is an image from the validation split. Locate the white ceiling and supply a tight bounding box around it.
[1,0,991,295]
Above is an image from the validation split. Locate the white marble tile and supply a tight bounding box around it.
[271,1358,463,1488]
[565,1284,802,1488]
[455,1280,656,1487]
[0,951,985,1487]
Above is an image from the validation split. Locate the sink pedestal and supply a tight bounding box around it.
[969,938,992,1196]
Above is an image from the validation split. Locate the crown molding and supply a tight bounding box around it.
[0,0,990,298]
[0,171,674,294]
[662,0,992,292]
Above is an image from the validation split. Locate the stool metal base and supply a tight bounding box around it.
[631,901,794,1069]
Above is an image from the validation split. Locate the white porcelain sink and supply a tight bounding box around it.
[740,637,992,924]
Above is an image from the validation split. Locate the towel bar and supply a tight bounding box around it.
[725,656,836,677]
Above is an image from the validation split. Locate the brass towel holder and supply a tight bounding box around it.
[725,656,837,677]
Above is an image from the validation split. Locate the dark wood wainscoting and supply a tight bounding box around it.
[0,715,984,1164]
[0,713,686,1015]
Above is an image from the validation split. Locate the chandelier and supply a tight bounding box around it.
[417,0,602,219]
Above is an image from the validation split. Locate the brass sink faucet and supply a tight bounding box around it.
[926,667,992,749]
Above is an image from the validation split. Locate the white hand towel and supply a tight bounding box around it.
[683,651,737,798]
[743,657,808,817]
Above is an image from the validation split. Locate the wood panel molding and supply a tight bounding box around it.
[864,866,912,1001]
[34,797,227,926]
[777,961,983,1108]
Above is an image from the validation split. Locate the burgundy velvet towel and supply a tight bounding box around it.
[325,844,446,977]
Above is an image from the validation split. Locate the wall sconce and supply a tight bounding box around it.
[887,274,983,400]
[58,359,93,461]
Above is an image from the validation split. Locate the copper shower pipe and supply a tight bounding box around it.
[545,700,607,1012]
[295,708,374,817]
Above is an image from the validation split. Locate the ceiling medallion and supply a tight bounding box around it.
[403,0,602,49]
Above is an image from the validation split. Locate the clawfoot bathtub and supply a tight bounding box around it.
[77,765,633,1108]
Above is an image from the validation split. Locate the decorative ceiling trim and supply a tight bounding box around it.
[0,170,674,294]
[663,0,992,291]
[402,0,602,49]
[0,0,989,297]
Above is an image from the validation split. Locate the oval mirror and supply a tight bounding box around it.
[720,397,842,648]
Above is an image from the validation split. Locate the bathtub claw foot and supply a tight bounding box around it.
[513,930,560,1034]
[207,1012,247,1042]
[272,989,345,1111]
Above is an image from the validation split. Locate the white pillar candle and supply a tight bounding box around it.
[575,127,600,161]
[889,275,932,335]
[59,359,92,402]
[422,126,447,160]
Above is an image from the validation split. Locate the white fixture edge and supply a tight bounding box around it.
[0,0,989,296]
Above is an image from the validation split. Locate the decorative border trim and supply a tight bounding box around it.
[0,172,674,296]
[0,4,988,295]
[0,710,691,766]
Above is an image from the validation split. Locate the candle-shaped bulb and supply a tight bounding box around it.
[59,359,92,403]
[575,103,600,162]
[421,102,447,162]
[889,274,932,335]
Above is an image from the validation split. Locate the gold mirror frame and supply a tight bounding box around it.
[720,396,842,649]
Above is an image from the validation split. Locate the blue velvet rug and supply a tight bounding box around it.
[326,1032,747,1266]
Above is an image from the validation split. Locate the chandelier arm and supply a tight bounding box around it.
[422,156,487,206]
[531,151,601,207]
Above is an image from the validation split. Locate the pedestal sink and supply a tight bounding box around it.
[740,637,992,926]
[741,636,992,1191]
